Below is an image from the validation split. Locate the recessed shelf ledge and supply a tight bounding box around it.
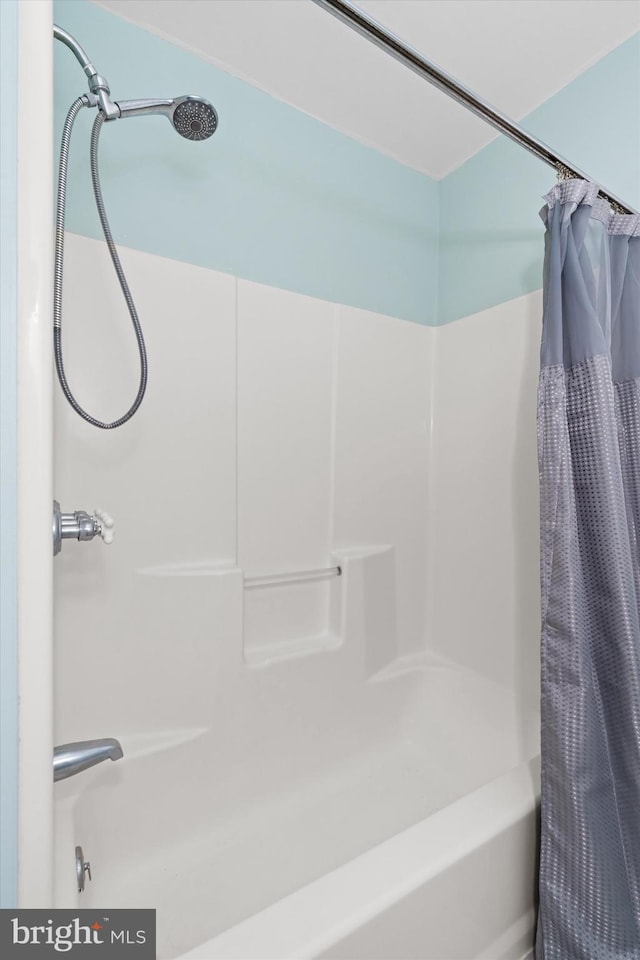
[244,565,342,590]
[244,632,342,668]
[137,561,240,578]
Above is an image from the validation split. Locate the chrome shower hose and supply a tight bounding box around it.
[54,96,148,428]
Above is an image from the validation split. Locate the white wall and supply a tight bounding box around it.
[429,292,542,709]
[54,232,434,744]
[54,232,541,732]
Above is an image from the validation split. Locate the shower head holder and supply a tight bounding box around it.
[88,73,120,121]
[54,23,218,138]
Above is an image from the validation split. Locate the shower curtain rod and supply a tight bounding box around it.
[311,0,638,216]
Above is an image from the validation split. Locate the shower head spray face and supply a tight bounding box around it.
[113,95,219,141]
[172,96,218,141]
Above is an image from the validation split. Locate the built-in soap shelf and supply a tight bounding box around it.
[241,546,398,672]
[242,558,344,668]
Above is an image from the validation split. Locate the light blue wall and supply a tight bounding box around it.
[439,32,640,325]
[54,1,638,328]
[54,0,439,326]
[0,0,19,911]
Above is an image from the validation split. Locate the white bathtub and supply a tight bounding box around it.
[54,639,539,960]
[181,757,539,960]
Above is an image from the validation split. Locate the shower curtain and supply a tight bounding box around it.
[537,180,640,959]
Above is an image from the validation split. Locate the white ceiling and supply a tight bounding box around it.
[93,0,640,178]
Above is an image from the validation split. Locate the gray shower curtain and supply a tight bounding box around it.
[537,180,640,959]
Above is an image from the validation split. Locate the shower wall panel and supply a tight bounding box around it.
[54,232,433,748]
[54,234,237,742]
[333,305,431,658]
[429,290,541,705]
[237,281,336,661]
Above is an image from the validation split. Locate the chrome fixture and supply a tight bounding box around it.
[244,565,342,589]
[311,0,637,216]
[75,846,92,893]
[53,24,219,429]
[114,95,218,140]
[53,25,119,120]
[53,739,124,782]
[53,26,218,140]
[53,500,114,556]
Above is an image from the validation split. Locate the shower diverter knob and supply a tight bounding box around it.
[94,508,115,544]
[52,500,115,554]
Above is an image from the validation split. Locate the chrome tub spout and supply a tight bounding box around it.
[53,738,124,782]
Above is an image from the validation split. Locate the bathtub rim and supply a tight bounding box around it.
[177,754,540,960]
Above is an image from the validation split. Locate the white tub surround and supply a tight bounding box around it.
[429,290,542,707]
[53,233,540,958]
[54,236,434,738]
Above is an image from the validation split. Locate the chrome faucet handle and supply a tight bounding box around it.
[53,500,115,554]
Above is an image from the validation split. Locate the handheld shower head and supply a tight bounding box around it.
[54,20,221,430]
[114,95,218,141]
[172,96,218,141]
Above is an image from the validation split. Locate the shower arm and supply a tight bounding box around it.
[53,24,120,119]
[53,27,217,127]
